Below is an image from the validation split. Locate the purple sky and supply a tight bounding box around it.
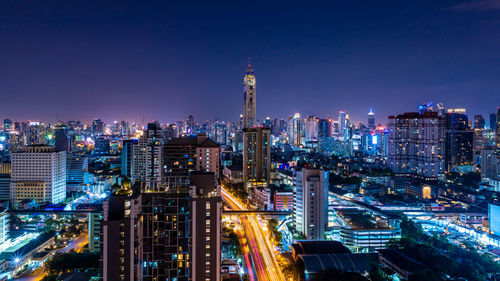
[0,1,499,125]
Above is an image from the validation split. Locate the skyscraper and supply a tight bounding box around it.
[294,168,328,240]
[54,122,71,153]
[490,113,497,131]
[132,123,163,191]
[288,113,302,147]
[10,145,66,207]
[368,109,376,129]
[304,116,319,142]
[243,127,271,190]
[388,111,445,181]
[92,118,105,137]
[474,115,486,129]
[26,122,46,145]
[100,183,142,281]
[338,111,347,135]
[318,118,332,138]
[140,188,191,281]
[3,119,12,131]
[445,111,474,173]
[481,146,499,182]
[189,172,221,281]
[243,62,256,129]
[121,139,137,178]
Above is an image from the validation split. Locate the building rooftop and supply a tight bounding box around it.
[292,240,351,256]
[298,253,371,273]
[166,135,219,148]
[0,231,55,260]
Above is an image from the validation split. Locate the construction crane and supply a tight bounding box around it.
[442,222,451,236]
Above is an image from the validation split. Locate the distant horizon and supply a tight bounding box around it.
[1,1,499,125]
[1,103,498,128]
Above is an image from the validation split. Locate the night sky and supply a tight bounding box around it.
[1,1,499,125]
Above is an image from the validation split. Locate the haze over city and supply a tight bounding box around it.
[1,0,499,123]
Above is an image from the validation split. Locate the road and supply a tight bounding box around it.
[222,187,285,281]
[12,233,88,281]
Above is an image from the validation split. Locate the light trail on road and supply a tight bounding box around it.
[222,187,285,281]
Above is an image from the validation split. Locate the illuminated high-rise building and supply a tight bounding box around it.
[304,116,319,142]
[338,111,347,135]
[92,118,105,136]
[132,122,163,191]
[243,127,271,190]
[3,119,12,131]
[474,115,486,129]
[164,135,220,186]
[368,109,376,129]
[189,172,221,281]
[10,145,66,207]
[26,121,46,145]
[294,168,328,240]
[243,61,256,129]
[288,113,302,147]
[490,113,497,131]
[54,122,71,153]
[445,112,474,173]
[388,111,445,181]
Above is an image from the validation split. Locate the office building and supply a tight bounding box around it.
[368,109,375,129]
[294,168,328,240]
[164,135,220,186]
[474,115,486,129]
[132,123,163,191]
[288,113,302,147]
[92,118,104,136]
[388,111,445,181]
[94,137,110,154]
[66,155,89,192]
[243,62,256,129]
[26,122,46,145]
[3,119,12,131]
[189,172,221,281]
[121,139,137,178]
[445,112,474,172]
[338,111,347,135]
[481,146,499,182]
[304,116,319,142]
[54,122,71,153]
[490,113,497,131]
[242,127,271,190]
[489,203,500,236]
[10,145,66,207]
[318,118,332,138]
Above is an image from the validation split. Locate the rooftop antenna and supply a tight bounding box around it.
[248,57,252,68]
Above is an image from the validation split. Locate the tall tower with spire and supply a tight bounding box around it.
[368,109,376,129]
[243,59,256,129]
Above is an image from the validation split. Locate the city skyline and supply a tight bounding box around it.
[1,2,500,281]
[1,1,499,123]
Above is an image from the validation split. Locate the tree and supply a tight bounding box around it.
[45,252,99,274]
[41,275,58,281]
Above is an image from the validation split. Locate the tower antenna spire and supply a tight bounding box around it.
[248,57,251,68]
